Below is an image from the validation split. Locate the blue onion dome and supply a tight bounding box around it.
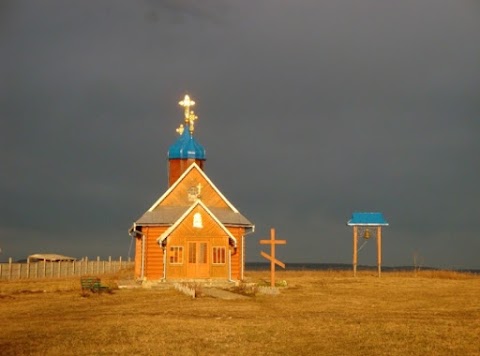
[168,124,206,160]
[168,94,206,160]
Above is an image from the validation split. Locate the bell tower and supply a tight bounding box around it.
[167,94,206,186]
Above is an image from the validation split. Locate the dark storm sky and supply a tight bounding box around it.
[1,1,479,268]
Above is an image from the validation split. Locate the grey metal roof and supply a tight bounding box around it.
[135,207,185,225]
[135,206,253,227]
[28,254,77,261]
[209,207,253,226]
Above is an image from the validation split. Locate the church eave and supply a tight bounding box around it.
[156,200,238,247]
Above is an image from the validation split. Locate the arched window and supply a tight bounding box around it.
[193,213,203,228]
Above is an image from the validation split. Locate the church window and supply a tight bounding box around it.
[212,247,226,264]
[169,246,183,264]
[193,213,203,228]
[199,243,207,263]
[188,243,196,263]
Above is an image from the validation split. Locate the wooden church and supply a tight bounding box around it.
[129,95,254,281]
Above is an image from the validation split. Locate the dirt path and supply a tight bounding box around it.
[202,287,249,300]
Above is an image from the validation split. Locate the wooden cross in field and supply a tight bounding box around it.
[260,228,287,287]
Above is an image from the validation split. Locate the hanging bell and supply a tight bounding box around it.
[363,228,371,240]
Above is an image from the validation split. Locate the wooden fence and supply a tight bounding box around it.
[0,257,134,280]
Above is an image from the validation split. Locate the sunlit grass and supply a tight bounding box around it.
[1,270,479,355]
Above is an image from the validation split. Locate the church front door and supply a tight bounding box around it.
[187,241,209,278]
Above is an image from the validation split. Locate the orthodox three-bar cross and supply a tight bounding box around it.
[179,94,195,119]
[260,228,287,287]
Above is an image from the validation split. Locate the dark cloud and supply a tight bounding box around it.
[1,1,479,269]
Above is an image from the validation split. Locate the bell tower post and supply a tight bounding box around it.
[347,212,389,277]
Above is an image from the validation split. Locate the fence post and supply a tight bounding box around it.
[119,256,122,271]
[43,259,47,278]
[19,263,22,279]
[27,259,30,279]
[85,257,88,275]
[9,258,12,280]
[35,262,38,279]
[108,256,112,273]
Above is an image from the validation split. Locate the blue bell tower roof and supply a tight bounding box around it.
[347,212,389,226]
[168,124,206,160]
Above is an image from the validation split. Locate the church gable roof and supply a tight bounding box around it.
[135,206,185,226]
[148,163,239,212]
[157,200,237,246]
[133,163,253,228]
[135,206,253,226]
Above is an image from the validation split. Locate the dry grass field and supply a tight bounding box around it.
[1,269,479,355]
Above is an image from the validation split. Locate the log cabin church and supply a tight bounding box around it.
[129,95,254,281]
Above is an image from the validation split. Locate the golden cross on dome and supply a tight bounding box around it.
[176,124,184,135]
[178,94,195,120]
[188,110,198,133]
